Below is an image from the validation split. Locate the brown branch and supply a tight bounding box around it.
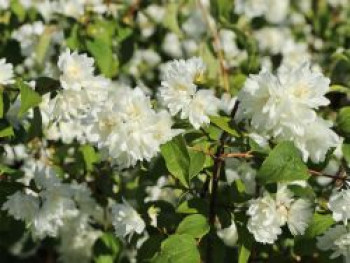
[197,0,229,92]
[220,151,254,159]
[123,0,140,24]
[206,101,239,263]
[190,148,253,160]
[309,169,347,182]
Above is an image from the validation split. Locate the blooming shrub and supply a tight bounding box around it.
[0,0,349,262]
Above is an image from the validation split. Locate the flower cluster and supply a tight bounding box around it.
[247,184,313,243]
[0,0,348,262]
[159,57,220,129]
[237,63,340,163]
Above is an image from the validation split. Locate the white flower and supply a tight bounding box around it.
[0,0,9,9]
[159,75,196,117]
[58,49,95,91]
[248,185,313,243]
[287,199,313,235]
[328,0,348,8]
[329,189,350,225]
[188,89,220,129]
[159,57,219,129]
[35,0,58,21]
[275,184,313,235]
[12,21,45,57]
[162,33,183,58]
[265,0,290,23]
[235,0,289,23]
[225,158,256,195]
[237,69,285,133]
[137,12,155,38]
[40,49,110,143]
[254,27,291,55]
[317,225,350,261]
[32,160,61,189]
[281,40,311,68]
[111,199,145,240]
[0,58,14,85]
[2,192,40,223]
[58,215,101,263]
[317,225,347,251]
[220,93,237,115]
[237,63,340,163]
[217,220,239,247]
[294,117,340,163]
[145,4,165,23]
[278,63,330,109]
[33,184,78,238]
[219,29,247,68]
[234,0,267,19]
[247,195,282,244]
[70,181,102,220]
[57,0,85,18]
[182,10,207,39]
[145,176,178,204]
[87,85,180,167]
[129,49,161,77]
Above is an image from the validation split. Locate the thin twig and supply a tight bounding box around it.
[220,151,253,159]
[206,101,239,263]
[309,169,347,182]
[197,0,229,92]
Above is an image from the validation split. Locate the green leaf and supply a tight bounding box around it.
[329,84,350,95]
[35,28,53,66]
[210,0,234,22]
[86,38,118,78]
[176,198,209,215]
[188,149,206,180]
[11,0,26,22]
[66,24,82,50]
[26,107,42,140]
[199,43,219,80]
[230,73,247,95]
[152,234,200,263]
[0,164,17,175]
[93,232,122,263]
[210,115,239,137]
[0,88,3,118]
[0,123,14,138]
[137,235,164,262]
[116,27,132,42]
[0,182,24,204]
[257,141,309,184]
[87,19,116,45]
[161,136,190,187]
[288,184,315,199]
[238,242,251,263]
[79,144,99,172]
[162,3,183,36]
[17,80,42,117]
[94,255,114,263]
[337,107,350,137]
[176,214,210,239]
[35,77,61,95]
[236,227,253,263]
[304,213,335,239]
[343,144,350,166]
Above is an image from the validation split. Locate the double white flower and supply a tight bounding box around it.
[159,57,220,129]
[247,184,313,244]
[237,63,340,163]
